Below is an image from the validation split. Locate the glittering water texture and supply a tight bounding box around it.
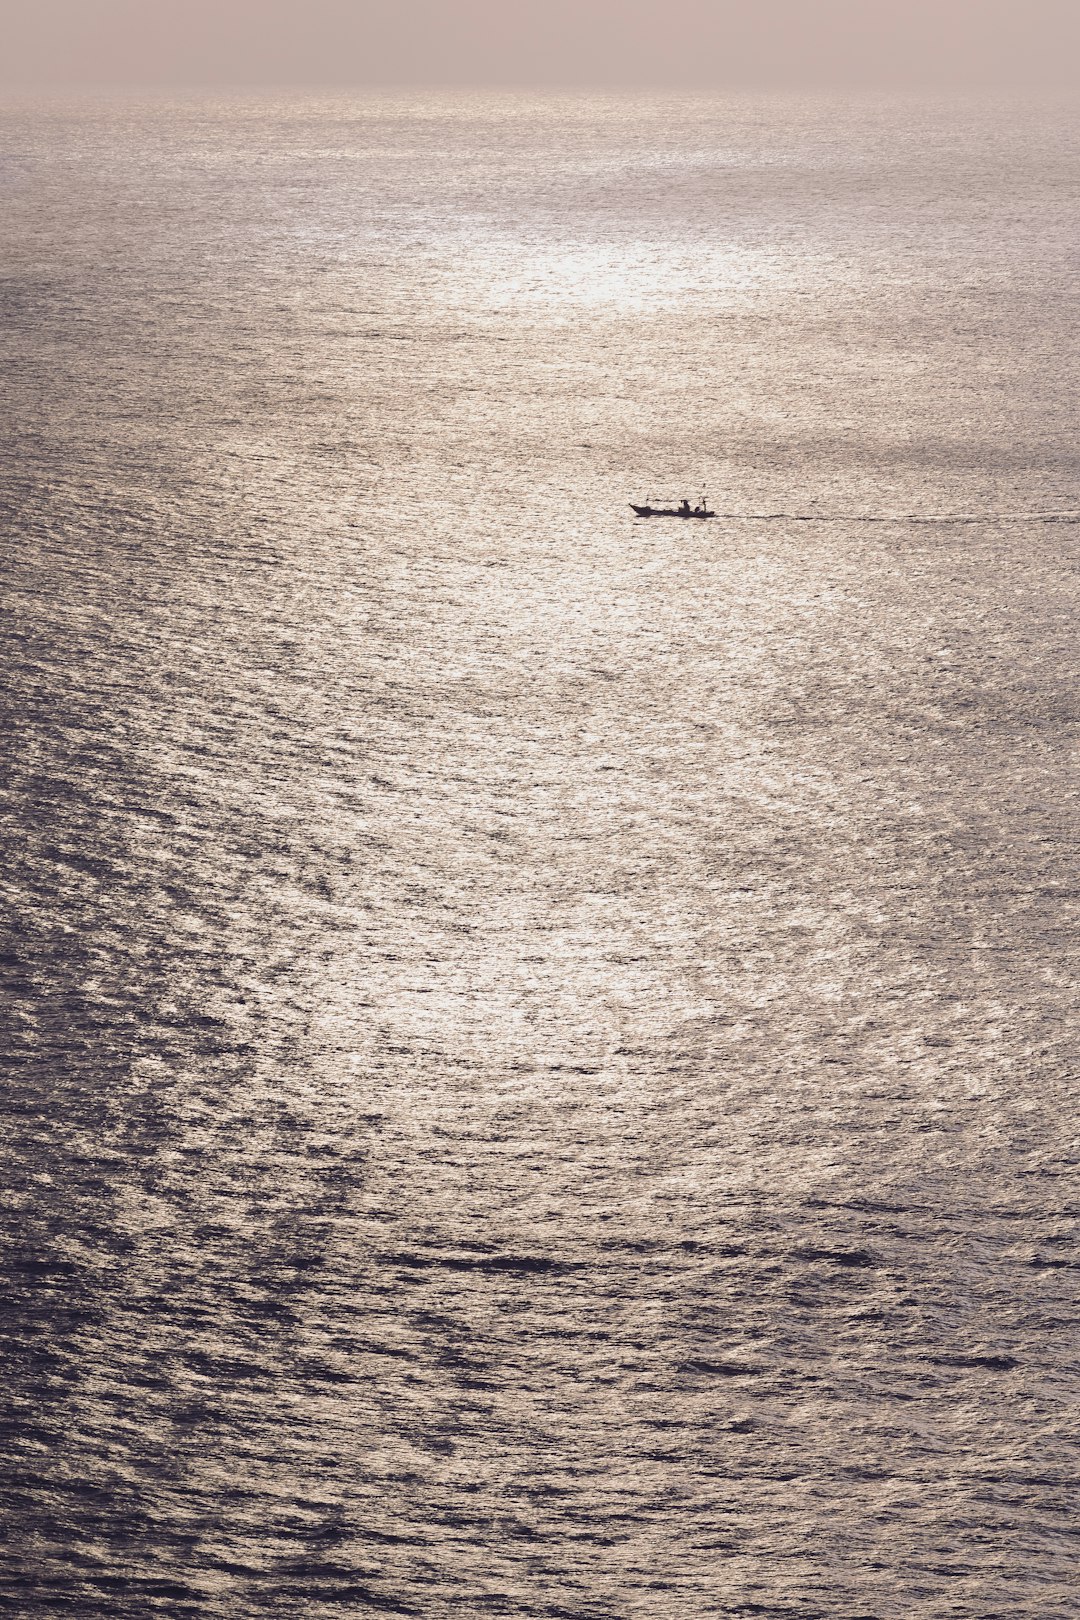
[1,91,1078,1618]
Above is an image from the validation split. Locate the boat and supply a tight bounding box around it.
[630,496,715,518]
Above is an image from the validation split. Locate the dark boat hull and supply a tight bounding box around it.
[631,505,715,518]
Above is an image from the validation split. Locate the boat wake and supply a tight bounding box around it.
[708,512,1080,524]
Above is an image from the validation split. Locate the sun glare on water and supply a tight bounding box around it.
[468,239,789,312]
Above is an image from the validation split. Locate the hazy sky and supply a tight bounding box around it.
[4,0,1079,89]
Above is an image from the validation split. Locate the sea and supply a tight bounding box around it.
[1,90,1078,1619]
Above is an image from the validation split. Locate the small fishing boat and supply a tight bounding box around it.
[630,496,715,518]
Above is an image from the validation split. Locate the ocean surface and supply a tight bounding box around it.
[1,90,1078,1618]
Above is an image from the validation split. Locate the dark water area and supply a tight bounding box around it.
[1,91,1078,1617]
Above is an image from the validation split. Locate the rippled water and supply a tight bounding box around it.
[2,91,1078,1618]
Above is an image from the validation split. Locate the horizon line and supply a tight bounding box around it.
[3,79,1077,97]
